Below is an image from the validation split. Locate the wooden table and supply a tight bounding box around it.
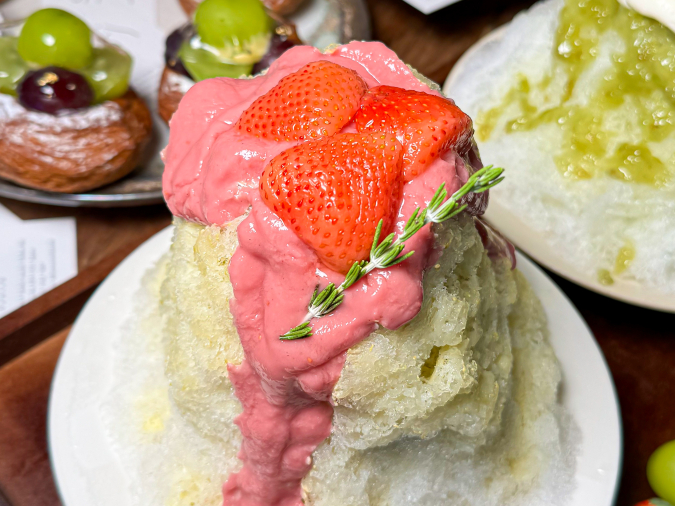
[0,0,673,505]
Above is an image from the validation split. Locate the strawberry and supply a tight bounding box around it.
[354,85,473,181]
[237,61,368,143]
[260,132,404,274]
[635,500,674,506]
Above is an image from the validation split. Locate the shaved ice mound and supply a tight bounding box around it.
[103,214,577,506]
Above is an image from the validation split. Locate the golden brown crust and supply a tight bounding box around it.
[158,66,192,126]
[0,89,152,193]
[179,0,306,16]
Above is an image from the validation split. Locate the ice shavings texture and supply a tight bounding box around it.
[103,215,576,506]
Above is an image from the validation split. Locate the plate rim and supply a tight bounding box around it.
[0,184,164,208]
[47,224,622,506]
[442,23,675,314]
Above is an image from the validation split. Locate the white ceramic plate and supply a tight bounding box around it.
[0,0,369,207]
[443,26,675,313]
[48,226,622,506]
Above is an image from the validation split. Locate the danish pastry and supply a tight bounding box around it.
[0,8,152,193]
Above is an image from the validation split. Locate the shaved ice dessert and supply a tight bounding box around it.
[447,0,675,294]
[103,41,576,506]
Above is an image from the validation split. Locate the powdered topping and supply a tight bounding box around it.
[236,61,368,142]
[162,41,501,506]
[0,91,123,131]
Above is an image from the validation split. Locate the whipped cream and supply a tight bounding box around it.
[618,0,675,32]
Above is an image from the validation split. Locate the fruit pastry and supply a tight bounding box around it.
[159,0,301,124]
[178,0,305,17]
[130,41,573,506]
[0,8,152,193]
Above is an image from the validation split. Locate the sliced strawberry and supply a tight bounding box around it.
[237,61,368,143]
[260,132,404,274]
[354,85,473,181]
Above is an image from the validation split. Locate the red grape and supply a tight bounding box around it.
[18,66,93,114]
[165,25,195,79]
[252,28,299,75]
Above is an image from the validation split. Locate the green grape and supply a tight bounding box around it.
[0,37,29,96]
[179,41,253,82]
[647,440,675,504]
[18,9,93,69]
[80,47,132,103]
[194,0,271,51]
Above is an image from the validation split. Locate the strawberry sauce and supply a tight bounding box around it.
[163,42,482,506]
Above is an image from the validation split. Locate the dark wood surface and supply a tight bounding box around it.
[0,328,69,506]
[0,0,673,505]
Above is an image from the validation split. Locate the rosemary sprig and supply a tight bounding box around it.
[279,165,505,340]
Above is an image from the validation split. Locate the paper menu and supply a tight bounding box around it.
[0,204,78,319]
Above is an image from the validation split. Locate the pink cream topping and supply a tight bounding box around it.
[162,41,496,506]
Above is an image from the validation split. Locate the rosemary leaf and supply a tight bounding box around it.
[280,165,505,340]
[280,322,313,341]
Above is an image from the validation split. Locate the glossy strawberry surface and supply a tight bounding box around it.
[260,132,404,273]
[237,60,368,143]
[354,85,473,181]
